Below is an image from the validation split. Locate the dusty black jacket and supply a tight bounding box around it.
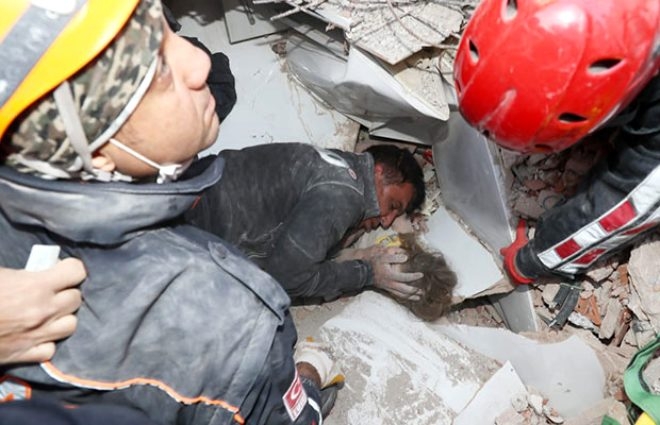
[516,76,660,280]
[185,143,380,301]
[0,156,321,425]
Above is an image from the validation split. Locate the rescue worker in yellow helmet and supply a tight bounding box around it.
[0,1,341,424]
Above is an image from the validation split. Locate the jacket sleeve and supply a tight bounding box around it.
[261,185,374,302]
[242,312,323,425]
[516,76,660,280]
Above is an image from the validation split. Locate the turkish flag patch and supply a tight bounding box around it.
[283,369,308,421]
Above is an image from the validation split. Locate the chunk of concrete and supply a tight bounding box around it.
[296,292,502,424]
[436,325,606,417]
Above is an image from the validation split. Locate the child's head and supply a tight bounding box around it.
[394,233,457,321]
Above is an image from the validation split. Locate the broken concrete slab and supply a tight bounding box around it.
[432,112,514,254]
[294,292,502,424]
[293,292,607,424]
[453,361,527,425]
[261,0,468,65]
[436,324,606,418]
[432,111,539,332]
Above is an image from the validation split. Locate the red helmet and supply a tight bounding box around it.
[454,0,660,153]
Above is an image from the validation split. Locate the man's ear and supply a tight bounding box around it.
[91,151,117,172]
[374,163,384,177]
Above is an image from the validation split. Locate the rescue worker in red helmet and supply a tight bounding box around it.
[454,0,660,284]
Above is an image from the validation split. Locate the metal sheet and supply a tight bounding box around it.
[433,111,513,253]
[432,111,538,332]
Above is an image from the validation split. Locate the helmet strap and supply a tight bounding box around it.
[53,81,94,172]
[108,138,192,184]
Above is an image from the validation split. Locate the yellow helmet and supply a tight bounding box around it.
[1,0,163,180]
[0,0,142,140]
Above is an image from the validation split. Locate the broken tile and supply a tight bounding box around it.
[575,295,602,327]
[523,179,548,191]
[586,262,616,283]
[543,405,565,424]
[599,299,623,340]
[528,394,544,415]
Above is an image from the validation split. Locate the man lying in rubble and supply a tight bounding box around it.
[0,0,341,423]
[453,0,660,285]
[185,142,427,303]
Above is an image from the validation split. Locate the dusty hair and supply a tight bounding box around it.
[394,233,457,321]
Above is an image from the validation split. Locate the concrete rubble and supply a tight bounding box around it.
[249,0,479,144]
[258,0,474,64]
[292,292,606,424]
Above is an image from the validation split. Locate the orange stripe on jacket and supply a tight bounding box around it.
[40,362,245,425]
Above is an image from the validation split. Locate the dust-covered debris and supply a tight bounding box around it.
[494,390,566,425]
[344,0,464,64]
[258,0,476,64]
[505,132,614,220]
[389,49,450,119]
[311,292,502,425]
[501,127,660,405]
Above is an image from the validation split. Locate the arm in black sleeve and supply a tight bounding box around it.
[516,76,660,279]
[262,186,374,302]
[244,313,323,425]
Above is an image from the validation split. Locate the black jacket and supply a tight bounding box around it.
[185,143,380,301]
[0,156,321,425]
[516,76,660,280]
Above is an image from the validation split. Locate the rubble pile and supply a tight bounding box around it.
[503,129,660,401]
[495,391,564,425]
[502,132,614,221]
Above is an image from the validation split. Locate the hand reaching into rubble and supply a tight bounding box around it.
[500,219,535,285]
[0,259,85,365]
[368,246,424,300]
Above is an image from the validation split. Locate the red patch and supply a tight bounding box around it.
[554,239,581,259]
[599,201,637,232]
[283,370,308,421]
[573,248,606,265]
[624,221,658,236]
[0,376,32,402]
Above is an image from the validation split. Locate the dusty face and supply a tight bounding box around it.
[360,165,415,232]
[97,23,219,177]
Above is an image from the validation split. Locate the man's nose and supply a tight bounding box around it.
[380,212,397,229]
